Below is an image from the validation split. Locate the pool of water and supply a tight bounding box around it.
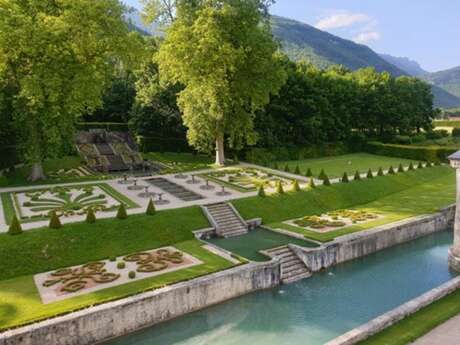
[106,231,457,345]
[206,227,318,261]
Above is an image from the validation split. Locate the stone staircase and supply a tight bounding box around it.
[203,203,248,238]
[265,246,311,284]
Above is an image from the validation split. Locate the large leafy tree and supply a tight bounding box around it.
[0,0,142,180]
[155,0,286,165]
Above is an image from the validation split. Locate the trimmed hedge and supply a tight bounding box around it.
[365,141,456,163]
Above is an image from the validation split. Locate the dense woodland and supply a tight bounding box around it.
[0,0,438,176]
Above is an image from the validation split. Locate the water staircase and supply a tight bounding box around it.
[265,246,311,284]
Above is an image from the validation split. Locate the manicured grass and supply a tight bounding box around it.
[96,183,140,209]
[276,153,416,178]
[0,206,209,280]
[434,120,460,128]
[233,166,455,242]
[0,156,107,188]
[144,152,215,173]
[359,289,460,345]
[0,240,235,331]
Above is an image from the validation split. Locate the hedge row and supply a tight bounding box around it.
[364,141,457,163]
[76,122,129,131]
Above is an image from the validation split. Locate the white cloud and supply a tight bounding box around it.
[315,13,372,30]
[353,31,381,44]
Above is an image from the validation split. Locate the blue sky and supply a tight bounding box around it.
[123,0,459,72]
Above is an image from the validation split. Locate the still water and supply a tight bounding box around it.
[107,231,457,345]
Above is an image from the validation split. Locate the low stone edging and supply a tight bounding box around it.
[325,276,460,345]
[0,260,280,345]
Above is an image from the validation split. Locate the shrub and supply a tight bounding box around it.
[284,164,290,173]
[276,181,284,194]
[394,135,412,145]
[388,166,396,174]
[49,211,62,229]
[273,162,279,170]
[8,215,22,235]
[435,161,442,166]
[354,170,361,181]
[365,142,453,163]
[426,129,449,140]
[116,204,128,220]
[367,169,373,179]
[408,162,415,171]
[318,169,327,180]
[411,133,427,143]
[309,178,316,189]
[257,185,266,197]
[128,271,136,279]
[292,179,301,192]
[323,175,331,186]
[117,262,126,269]
[377,167,384,176]
[305,168,313,177]
[109,256,117,262]
[294,165,301,175]
[86,208,96,224]
[427,161,433,167]
[452,128,460,138]
[398,163,405,173]
[418,161,424,169]
[341,172,349,183]
[146,199,156,216]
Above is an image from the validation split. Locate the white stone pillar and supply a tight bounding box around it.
[449,168,460,271]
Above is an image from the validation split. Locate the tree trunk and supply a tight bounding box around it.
[28,162,46,181]
[215,134,225,166]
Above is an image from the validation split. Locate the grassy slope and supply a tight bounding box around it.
[276,153,415,178]
[0,240,235,331]
[0,206,209,280]
[359,289,460,345]
[233,166,455,241]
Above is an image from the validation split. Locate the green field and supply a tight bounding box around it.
[234,166,455,242]
[276,153,416,178]
[359,289,460,345]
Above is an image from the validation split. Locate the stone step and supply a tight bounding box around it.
[282,271,312,284]
[283,263,307,274]
[223,229,248,238]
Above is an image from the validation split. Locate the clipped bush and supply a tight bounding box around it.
[86,208,96,224]
[309,178,316,189]
[452,128,460,138]
[408,162,415,171]
[116,204,128,220]
[398,163,405,173]
[305,168,313,177]
[388,166,395,174]
[318,169,327,180]
[323,175,331,186]
[377,167,384,176]
[354,170,361,181]
[276,181,284,194]
[427,161,433,167]
[341,172,349,183]
[284,164,290,172]
[117,262,126,269]
[109,256,117,262]
[367,169,373,179]
[49,211,62,229]
[146,198,156,215]
[294,165,301,175]
[8,215,22,235]
[257,184,266,197]
[435,161,442,166]
[128,271,136,279]
[292,179,301,192]
[418,161,424,169]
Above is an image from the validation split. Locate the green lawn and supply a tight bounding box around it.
[0,240,235,331]
[276,153,416,178]
[0,156,107,188]
[233,166,455,242]
[359,289,460,345]
[144,152,215,173]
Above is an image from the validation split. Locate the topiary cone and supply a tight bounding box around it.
[258,185,266,197]
[276,181,284,194]
[49,211,62,229]
[409,162,414,171]
[292,179,301,192]
[398,163,404,173]
[367,169,373,179]
[8,215,22,235]
[342,172,349,183]
[377,167,384,176]
[284,164,290,173]
[294,165,301,175]
[146,198,156,215]
[417,162,424,169]
[354,170,361,181]
[309,178,316,189]
[305,168,313,177]
[388,166,395,174]
[116,204,128,220]
[86,208,96,224]
[323,175,331,186]
[318,169,326,180]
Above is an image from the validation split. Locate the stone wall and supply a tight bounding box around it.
[0,261,280,345]
[291,205,455,272]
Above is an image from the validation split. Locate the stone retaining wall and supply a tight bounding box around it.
[0,261,280,345]
[291,205,455,272]
[325,276,460,345]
